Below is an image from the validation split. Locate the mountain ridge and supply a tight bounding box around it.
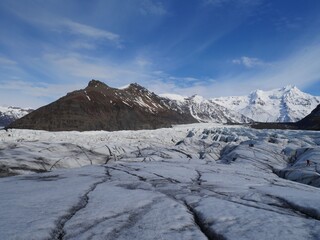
[211,85,320,122]
[160,94,253,124]
[6,81,320,131]
[7,80,197,131]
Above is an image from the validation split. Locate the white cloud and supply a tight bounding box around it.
[0,80,77,98]
[202,41,320,97]
[232,56,267,68]
[42,53,154,87]
[0,56,16,65]
[50,19,123,49]
[135,57,152,68]
[61,20,120,42]
[4,4,123,49]
[203,0,229,6]
[0,80,84,108]
[274,17,301,31]
[70,41,97,50]
[204,0,263,7]
[154,41,320,98]
[140,0,167,16]
[256,42,320,89]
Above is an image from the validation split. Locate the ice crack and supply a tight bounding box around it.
[52,167,111,240]
[183,201,226,240]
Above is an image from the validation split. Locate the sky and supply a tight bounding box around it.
[0,0,320,108]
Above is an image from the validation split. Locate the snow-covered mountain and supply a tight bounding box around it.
[0,106,33,127]
[161,94,252,124]
[211,85,320,122]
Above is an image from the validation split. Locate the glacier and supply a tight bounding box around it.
[0,123,320,239]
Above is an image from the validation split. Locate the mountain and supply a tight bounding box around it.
[161,94,252,124]
[0,106,33,127]
[212,85,320,122]
[252,104,320,131]
[7,80,197,131]
[296,104,320,130]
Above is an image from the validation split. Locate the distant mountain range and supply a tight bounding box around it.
[5,80,320,131]
[212,85,320,122]
[0,106,33,127]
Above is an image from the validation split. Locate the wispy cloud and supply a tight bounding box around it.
[214,41,320,96]
[42,53,153,86]
[203,0,263,7]
[274,17,302,31]
[0,56,17,65]
[232,56,268,68]
[3,3,123,49]
[0,79,84,108]
[157,40,320,98]
[59,20,122,48]
[139,0,167,16]
[0,80,78,98]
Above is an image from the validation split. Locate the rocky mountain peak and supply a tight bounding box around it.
[87,79,109,88]
[127,82,147,91]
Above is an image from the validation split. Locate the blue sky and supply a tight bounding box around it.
[0,0,320,108]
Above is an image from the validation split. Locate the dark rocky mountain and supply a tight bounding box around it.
[7,80,197,131]
[296,104,320,130]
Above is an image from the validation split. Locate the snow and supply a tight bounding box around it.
[133,96,158,113]
[118,84,130,89]
[212,85,320,122]
[160,93,187,102]
[0,106,31,119]
[84,91,91,101]
[188,95,205,104]
[163,95,252,124]
[1,123,320,239]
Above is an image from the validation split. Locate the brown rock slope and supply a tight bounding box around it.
[8,80,197,131]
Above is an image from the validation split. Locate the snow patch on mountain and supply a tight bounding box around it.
[160,93,187,102]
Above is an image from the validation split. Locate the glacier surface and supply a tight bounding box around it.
[0,123,320,239]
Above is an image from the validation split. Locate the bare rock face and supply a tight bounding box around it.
[8,80,197,131]
[296,104,320,130]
